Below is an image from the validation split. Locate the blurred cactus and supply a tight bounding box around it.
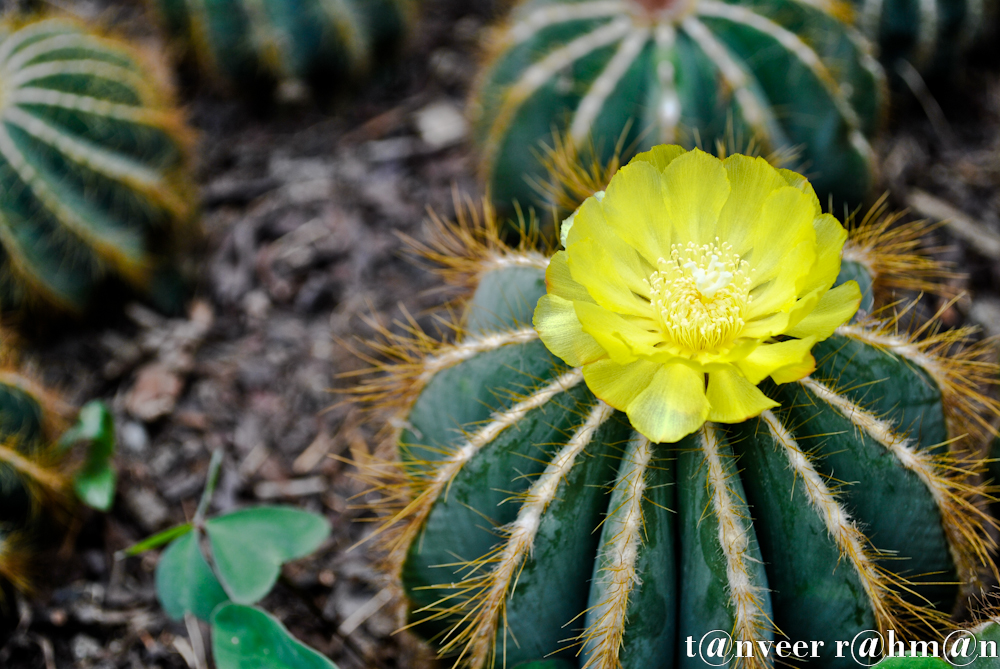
[0,343,116,623]
[471,0,886,216]
[0,354,73,602]
[0,17,196,313]
[352,148,1000,669]
[151,0,413,96]
[846,0,997,73]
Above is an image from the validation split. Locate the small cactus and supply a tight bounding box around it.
[846,0,997,73]
[354,147,999,669]
[0,17,196,313]
[0,342,116,630]
[471,0,886,216]
[151,0,413,96]
[0,355,75,596]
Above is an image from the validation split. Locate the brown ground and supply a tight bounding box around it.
[0,1,999,667]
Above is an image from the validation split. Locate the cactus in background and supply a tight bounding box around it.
[471,0,886,217]
[0,341,116,624]
[151,0,413,96]
[846,0,997,74]
[353,147,999,669]
[0,18,196,313]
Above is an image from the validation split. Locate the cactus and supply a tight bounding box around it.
[471,0,886,217]
[0,345,116,632]
[845,0,997,74]
[151,0,413,95]
[0,17,195,313]
[353,147,1000,669]
[0,352,74,597]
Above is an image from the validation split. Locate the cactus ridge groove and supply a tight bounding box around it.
[833,317,1000,443]
[678,16,773,145]
[394,369,585,567]
[699,423,772,669]
[579,433,652,669]
[436,400,615,667]
[798,375,993,592]
[568,27,650,144]
[695,1,871,161]
[760,408,905,635]
[418,328,541,387]
[481,17,634,172]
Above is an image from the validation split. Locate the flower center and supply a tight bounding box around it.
[645,240,752,352]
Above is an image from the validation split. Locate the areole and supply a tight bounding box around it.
[630,0,698,21]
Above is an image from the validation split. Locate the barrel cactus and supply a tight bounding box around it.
[0,355,74,597]
[355,146,998,669]
[471,0,886,217]
[0,17,195,313]
[151,0,413,96]
[847,0,997,74]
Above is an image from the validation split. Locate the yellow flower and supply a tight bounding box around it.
[533,146,861,443]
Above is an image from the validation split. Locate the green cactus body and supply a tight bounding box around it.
[848,0,996,73]
[366,213,994,669]
[471,0,885,214]
[0,362,75,601]
[152,0,411,94]
[0,18,195,312]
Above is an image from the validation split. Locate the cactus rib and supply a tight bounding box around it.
[678,17,774,145]
[800,376,993,591]
[393,370,584,563]
[439,400,616,667]
[698,424,772,669]
[760,408,918,636]
[835,320,1000,443]
[481,18,634,174]
[579,433,652,669]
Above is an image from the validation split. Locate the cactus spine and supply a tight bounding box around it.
[151,0,413,95]
[353,156,999,669]
[0,18,195,312]
[471,0,886,215]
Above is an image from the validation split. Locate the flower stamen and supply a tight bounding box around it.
[645,239,752,352]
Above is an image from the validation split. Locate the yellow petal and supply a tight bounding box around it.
[658,148,732,247]
[629,144,687,172]
[626,363,710,443]
[546,251,594,303]
[706,368,779,423]
[798,213,848,296]
[582,357,659,411]
[740,310,793,340]
[770,352,817,384]
[745,238,814,319]
[716,154,791,256]
[745,186,817,296]
[786,281,861,340]
[533,294,607,367]
[564,193,607,249]
[566,233,653,318]
[574,301,660,364]
[777,168,822,216]
[736,337,817,385]
[596,160,673,266]
[600,149,731,264]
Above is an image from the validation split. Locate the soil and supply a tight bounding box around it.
[0,0,998,668]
